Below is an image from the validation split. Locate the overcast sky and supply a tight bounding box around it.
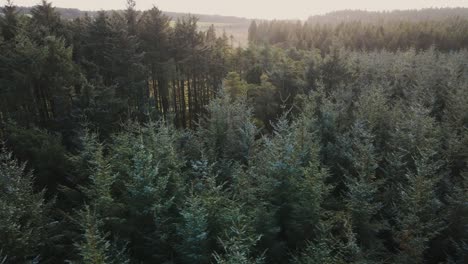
[11,0,468,19]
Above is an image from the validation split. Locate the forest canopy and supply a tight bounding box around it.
[0,1,467,263]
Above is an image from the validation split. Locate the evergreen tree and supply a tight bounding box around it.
[223,72,248,100]
[199,92,258,168]
[77,130,116,216]
[138,7,171,116]
[393,150,444,263]
[0,0,18,41]
[75,206,112,264]
[0,145,51,262]
[248,21,258,45]
[341,121,385,261]
[213,214,264,264]
[74,206,129,264]
[29,0,62,39]
[292,224,345,264]
[176,194,209,264]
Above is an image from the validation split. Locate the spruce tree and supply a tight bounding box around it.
[0,0,18,41]
[0,146,51,262]
[29,0,62,39]
[176,194,209,264]
[74,206,129,264]
[248,21,258,45]
[75,206,112,264]
[393,150,444,263]
[213,215,264,264]
[341,121,385,260]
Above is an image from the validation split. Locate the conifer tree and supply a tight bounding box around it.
[0,0,18,41]
[138,7,171,116]
[75,206,112,264]
[213,215,264,264]
[223,72,248,100]
[341,121,385,261]
[76,130,116,216]
[393,150,444,263]
[74,206,129,264]
[29,0,62,39]
[70,130,128,263]
[108,122,185,262]
[292,224,344,264]
[199,92,257,167]
[248,21,258,45]
[0,146,50,262]
[176,194,209,264]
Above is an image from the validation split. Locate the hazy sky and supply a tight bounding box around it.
[12,0,468,19]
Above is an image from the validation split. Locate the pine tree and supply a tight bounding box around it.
[293,240,342,264]
[111,7,147,117]
[247,74,280,130]
[70,129,129,263]
[0,0,18,41]
[446,169,468,264]
[340,121,386,261]
[75,206,112,264]
[176,194,209,264]
[138,7,171,116]
[248,21,258,45]
[108,122,185,262]
[125,0,138,36]
[292,224,344,264]
[29,0,62,39]
[286,104,333,249]
[213,213,264,264]
[199,92,257,167]
[319,48,350,94]
[74,206,129,264]
[393,150,444,263]
[0,145,51,262]
[83,11,115,86]
[0,31,77,127]
[77,130,116,215]
[223,72,248,100]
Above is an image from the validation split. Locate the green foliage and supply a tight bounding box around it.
[74,206,129,264]
[78,131,116,215]
[1,123,71,194]
[213,215,264,264]
[75,207,112,264]
[199,92,258,166]
[393,150,444,263]
[247,74,280,130]
[293,241,341,264]
[0,0,18,41]
[176,194,209,264]
[223,72,248,100]
[0,145,51,263]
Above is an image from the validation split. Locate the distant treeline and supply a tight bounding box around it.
[14,6,251,24]
[307,8,468,24]
[248,8,468,51]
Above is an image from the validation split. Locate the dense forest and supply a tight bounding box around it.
[14,5,251,46]
[248,9,468,51]
[1,1,468,263]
